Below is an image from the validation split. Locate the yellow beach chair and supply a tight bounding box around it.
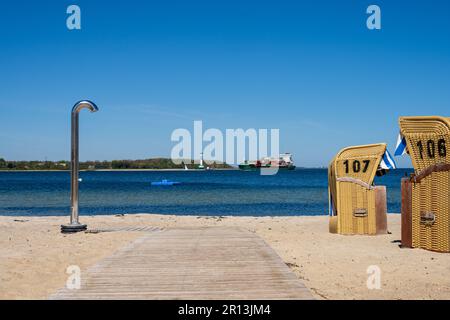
[399,116,450,252]
[329,144,389,235]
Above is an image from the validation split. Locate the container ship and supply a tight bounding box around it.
[238,153,296,171]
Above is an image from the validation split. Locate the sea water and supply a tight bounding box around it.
[0,169,412,216]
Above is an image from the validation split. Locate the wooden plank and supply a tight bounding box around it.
[50,227,313,300]
[401,178,413,248]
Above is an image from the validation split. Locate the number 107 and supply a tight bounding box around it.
[343,160,370,173]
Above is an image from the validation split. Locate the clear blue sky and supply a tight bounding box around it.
[1,0,449,167]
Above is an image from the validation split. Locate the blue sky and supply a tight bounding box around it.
[0,0,449,167]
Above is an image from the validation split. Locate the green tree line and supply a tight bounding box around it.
[0,158,231,170]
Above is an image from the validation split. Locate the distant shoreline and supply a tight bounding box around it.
[0,167,414,172]
[0,168,239,172]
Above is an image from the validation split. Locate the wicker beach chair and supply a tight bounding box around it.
[329,144,388,235]
[399,116,450,252]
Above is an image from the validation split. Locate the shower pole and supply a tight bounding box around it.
[61,100,99,233]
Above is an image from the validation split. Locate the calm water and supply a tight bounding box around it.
[0,169,412,217]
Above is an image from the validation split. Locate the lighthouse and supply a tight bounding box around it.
[198,152,205,169]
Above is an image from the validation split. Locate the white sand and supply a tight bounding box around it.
[1,214,449,300]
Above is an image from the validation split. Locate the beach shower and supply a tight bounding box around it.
[61,100,99,233]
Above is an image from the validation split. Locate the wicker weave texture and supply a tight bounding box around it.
[338,183,377,234]
[399,116,450,252]
[329,144,387,235]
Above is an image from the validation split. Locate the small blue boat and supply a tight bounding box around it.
[151,179,181,186]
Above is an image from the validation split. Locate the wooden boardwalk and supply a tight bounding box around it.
[51,227,313,300]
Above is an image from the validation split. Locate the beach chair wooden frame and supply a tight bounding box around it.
[329,143,388,235]
[399,116,450,252]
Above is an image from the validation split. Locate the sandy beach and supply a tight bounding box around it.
[1,213,449,300]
